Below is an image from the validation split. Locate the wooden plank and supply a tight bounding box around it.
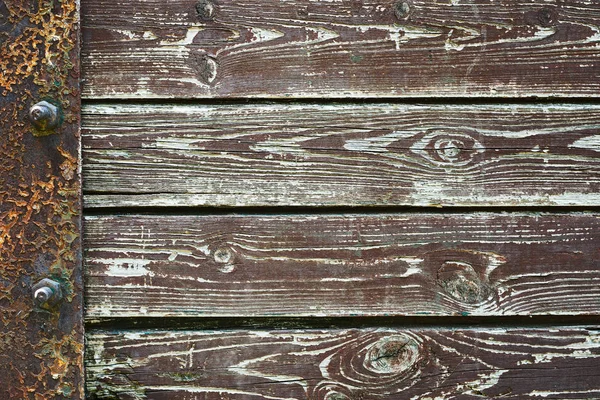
[81,0,600,98]
[87,327,600,399]
[82,103,600,208]
[84,213,600,318]
[0,0,84,398]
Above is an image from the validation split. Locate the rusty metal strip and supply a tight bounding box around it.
[0,0,82,398]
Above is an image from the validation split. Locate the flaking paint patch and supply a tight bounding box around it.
[103,258,154,277]
[569,135,600,152]
[250,27,285,43]
[533,349,594,364]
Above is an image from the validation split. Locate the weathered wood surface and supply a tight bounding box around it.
[82,103,600,208]
[81,0,600,98]
[85,213,600,318]
[87,327,600,399]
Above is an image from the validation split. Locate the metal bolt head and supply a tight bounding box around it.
[34,287,53,303]
[29,101,60,132]
[32,278,62,308]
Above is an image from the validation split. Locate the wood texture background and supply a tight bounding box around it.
[82,103,600,208]
[80,0,600,397]
[87,327,600,399]
[84,213,600,318]
[81,0,600,98]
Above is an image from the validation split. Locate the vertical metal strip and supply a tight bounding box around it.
[0,0,82,398]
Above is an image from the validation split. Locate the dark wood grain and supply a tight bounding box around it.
[82,103,600,208]
[84,213,600,318]
[86,327,600,399]
[81,0,600,98]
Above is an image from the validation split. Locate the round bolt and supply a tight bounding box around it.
[29,101,60,131]
[34,287,53,305]
[32,278,63,308]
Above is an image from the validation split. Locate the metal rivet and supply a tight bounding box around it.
[29,101,61,132]
[34,287,53,303]
[196,0,215,20]
[32,278,63,308]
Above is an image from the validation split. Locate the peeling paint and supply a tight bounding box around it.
[0,0,82,398]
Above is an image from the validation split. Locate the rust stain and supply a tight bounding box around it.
[0,0,82,398]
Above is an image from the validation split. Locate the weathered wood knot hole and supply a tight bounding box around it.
[314,382,353,400]
[296,6,309,18]
[194,54,219,85]
[536,7,558,27]
[364,334,419,375]
[437,261,489,304]
[196,0,215,20]
[325,392,350,400]
[394,1,411,20]
[213,247,235,273]
[411,129,483,167]
[436,139,461,161]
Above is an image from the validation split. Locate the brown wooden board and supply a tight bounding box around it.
[81,0,600,99]
[87,327,600,399]
[0,0,83,398]
[85,213,600,318]
[82,103,600,208]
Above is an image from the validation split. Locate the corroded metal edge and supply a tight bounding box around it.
[0,0,83,398]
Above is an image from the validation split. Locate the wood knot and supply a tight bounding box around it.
[192,53,218,85]
[196,0,215,20]
[410,129,484,167]
[312,382,353,400]
[296,6,309,18]
[394,1,411,20]
[320,332,422,393]
[364,334,419,375]
[437,261,489,304]
[212,246,234,273]
[325,392,350,400]
[524,6,558,27]
[213,247,233,264]
[536,7,558,27]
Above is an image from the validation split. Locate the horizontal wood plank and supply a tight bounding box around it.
[85,213,600,318]
[87,327,600,399]
[81,0,600,98]
[82,103,600,208]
